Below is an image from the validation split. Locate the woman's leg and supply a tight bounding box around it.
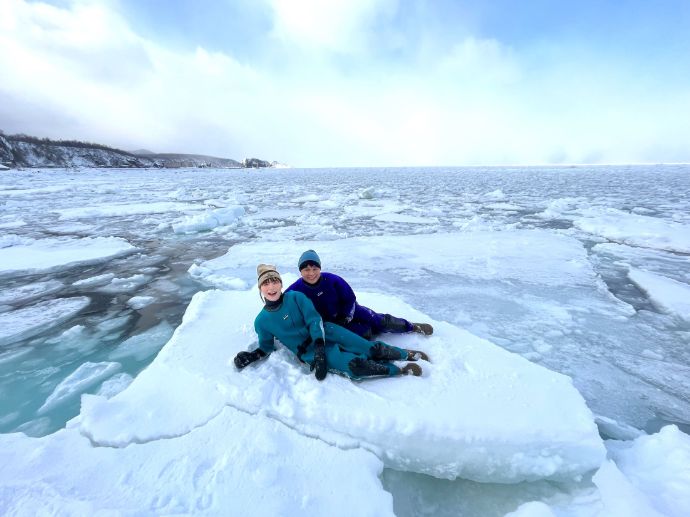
[325,323,407,359]
[324,345,401,379]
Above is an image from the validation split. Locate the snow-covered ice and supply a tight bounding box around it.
[79,288,604,482]
[0,407,394,516]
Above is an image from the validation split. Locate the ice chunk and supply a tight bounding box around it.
[188,264,249,290]
[73,273,116,288]
[0,297,90,347]
[373,213,439,224]
[55,201,204,219]
[592,461,665,516]
[96,373,134,399]
[108,321,175,361]
[574,208,690,253]
[0,407,393,516]
[0,236,135,275]
[172,206,244,234]
[126,295,155,309]
[0,280,64,305]
[628,268,690,322]
[38,361,122,415]
[607,425,690,517]
[79,289,604,483]
[99,274,152,294]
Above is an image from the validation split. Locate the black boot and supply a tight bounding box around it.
[401,363,422,376]
[370,342,406,361]
[348,357,391,378]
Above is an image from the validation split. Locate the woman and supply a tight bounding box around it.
[286,249,434,340]
[234,264,429,381]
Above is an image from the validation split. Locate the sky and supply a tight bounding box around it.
[1,0,690,167]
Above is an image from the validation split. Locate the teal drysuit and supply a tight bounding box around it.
[254,291,407,379]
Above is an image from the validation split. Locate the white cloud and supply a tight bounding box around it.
[267,0,399,54]
[1,0,689,166]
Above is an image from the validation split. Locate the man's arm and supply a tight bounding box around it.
[332,274,357,323]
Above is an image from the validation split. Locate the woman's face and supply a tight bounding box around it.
[300,264,321,284]
[260,278,282,301]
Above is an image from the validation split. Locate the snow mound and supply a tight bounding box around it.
[0,407,393,516]
[78,289,604,483]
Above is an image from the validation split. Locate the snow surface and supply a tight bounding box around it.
[0,407,394,516]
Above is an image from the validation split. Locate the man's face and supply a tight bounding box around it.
[300,264,321,284]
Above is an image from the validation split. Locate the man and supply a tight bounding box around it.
[285,250,433,340]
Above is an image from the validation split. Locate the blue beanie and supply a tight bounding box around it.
[298,249,321,270]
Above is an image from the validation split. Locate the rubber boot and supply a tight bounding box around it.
[401,363,422,376]
[412,323,433,335]
[406,349,430,362]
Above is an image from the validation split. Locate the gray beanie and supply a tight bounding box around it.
[298,249,321,270]
[257,263,282,288]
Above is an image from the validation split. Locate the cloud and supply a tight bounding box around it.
[1,0,689,166]
[267,0,399,54]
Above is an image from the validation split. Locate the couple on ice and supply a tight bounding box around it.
[234,250,433,381]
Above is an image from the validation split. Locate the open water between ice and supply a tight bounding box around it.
[1,165,689,437]
[2,165,690,516]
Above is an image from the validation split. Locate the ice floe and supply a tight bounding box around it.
[0,297,90,347]
[627,268,690,322]
[38,361,122,415]
[78,288,605,483]
[0,236,136,276]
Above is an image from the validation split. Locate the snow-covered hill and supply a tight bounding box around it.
[0,132,275,169]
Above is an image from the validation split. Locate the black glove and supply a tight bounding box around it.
[234,349,267,369]
[310,338,327,381]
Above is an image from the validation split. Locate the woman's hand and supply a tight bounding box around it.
[310,338,327,381]
[234,349,267,369]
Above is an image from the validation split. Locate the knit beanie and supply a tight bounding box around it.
[257,263,282,288]
[298,249,321,270]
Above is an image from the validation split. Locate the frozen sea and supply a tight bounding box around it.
[1,165,689,516]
